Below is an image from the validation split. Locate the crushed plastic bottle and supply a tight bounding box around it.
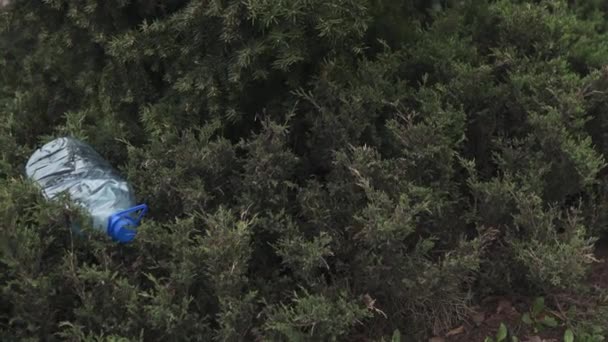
[25,137,148,243]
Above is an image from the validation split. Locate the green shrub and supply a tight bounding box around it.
[2,0,608,340]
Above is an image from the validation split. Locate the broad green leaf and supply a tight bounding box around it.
[391,329,401,342]
[522,313,533,325]
[542,316,558,328]
[564,329,574,342]
[497,323,508,342]
[532,297,545,317]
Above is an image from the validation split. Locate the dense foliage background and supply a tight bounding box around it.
[3,0,608,340]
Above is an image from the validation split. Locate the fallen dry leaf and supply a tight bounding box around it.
[445,325,465,337]
[497,299,513,314]
[471,311,485,326]
[362,294,373,306]
[362,293,387,318]
[428,338,445,342]
[525,337,542,342]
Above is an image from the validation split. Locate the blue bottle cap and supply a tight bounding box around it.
[107,204,149,243]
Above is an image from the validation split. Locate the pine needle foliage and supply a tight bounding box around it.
[2,0,608,340]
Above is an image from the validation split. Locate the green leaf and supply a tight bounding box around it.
[485,338,494,342]
[511,337,519,342]
[564,329,574,342]
[532,297,545,317]
[497,323,508,342]
[391,329,401,342]
[542,316,558,328]
[522,313,533,325]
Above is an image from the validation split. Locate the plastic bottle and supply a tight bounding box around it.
[25,137,148,243]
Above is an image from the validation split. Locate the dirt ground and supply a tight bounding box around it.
[436,240,608,342]
[442,297,565,342]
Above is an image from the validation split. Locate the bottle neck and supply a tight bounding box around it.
[106,204,149,243]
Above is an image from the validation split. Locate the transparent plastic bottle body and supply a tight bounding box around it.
[25,137,147,242]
